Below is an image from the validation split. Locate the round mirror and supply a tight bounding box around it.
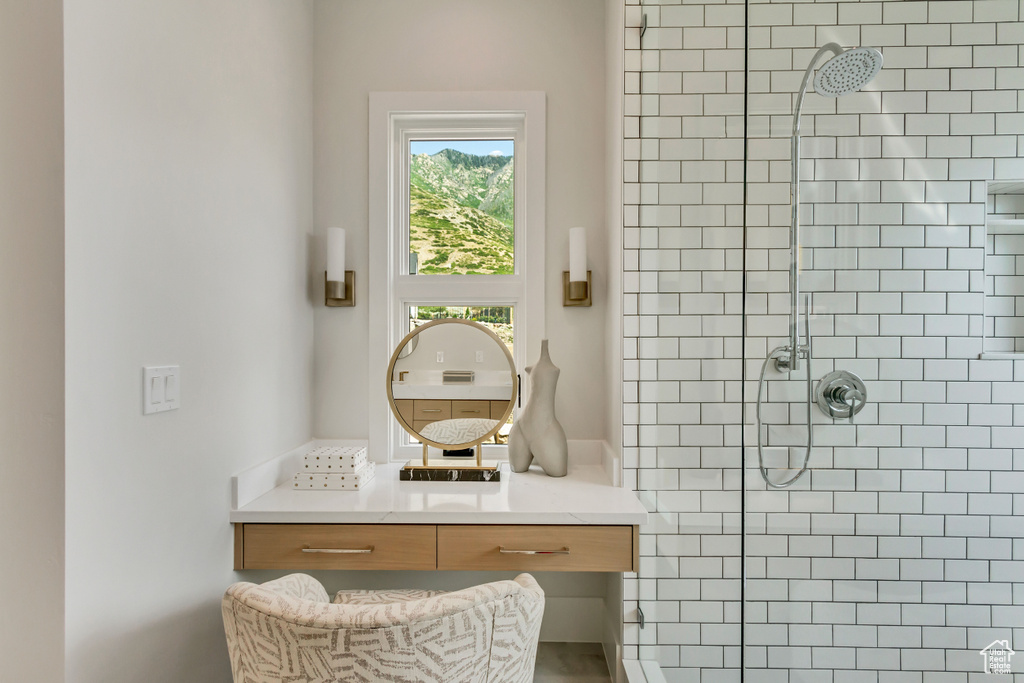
[396,333,418,359]
[386,318,517,452]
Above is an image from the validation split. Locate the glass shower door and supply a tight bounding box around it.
[743,1,1024,681]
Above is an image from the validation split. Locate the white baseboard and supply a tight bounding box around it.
[623,660,666,683]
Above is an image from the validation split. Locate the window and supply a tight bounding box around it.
[409,140,515,276]
[368,92,546,460]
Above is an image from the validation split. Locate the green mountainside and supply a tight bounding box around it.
[409,185,513,274]
[409,149,514,274]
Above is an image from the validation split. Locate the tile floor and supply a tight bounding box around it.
[533,642,612,683]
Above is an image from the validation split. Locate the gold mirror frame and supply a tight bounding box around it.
[385,317,519,467]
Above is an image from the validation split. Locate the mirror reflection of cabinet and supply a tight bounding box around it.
[386,318,518,476]
[394,399,511,435]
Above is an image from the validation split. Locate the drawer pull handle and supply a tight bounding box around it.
[457,410,481,414]
[421,409,442,413]
[498,546,570,555]
[301,546,374,554]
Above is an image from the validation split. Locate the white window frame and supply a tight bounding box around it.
[368,92,546,462]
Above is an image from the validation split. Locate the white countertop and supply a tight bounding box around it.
[390,370,514,400]
[231,461,647,526]
[391,383,514,400]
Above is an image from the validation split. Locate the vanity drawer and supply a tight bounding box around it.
[452,400,490,418]
[490,401,509,419]
[436,525,636,572]
[238,524,436,570]
[413,400,451,421]
[394,399,415,425]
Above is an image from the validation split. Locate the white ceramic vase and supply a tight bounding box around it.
[509,339,568,477]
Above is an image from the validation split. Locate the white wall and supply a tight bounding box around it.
[313,0,610,442]
[0,1,65,681]
[64,2,314,681]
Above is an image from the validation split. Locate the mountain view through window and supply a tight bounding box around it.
[409,140,514,275]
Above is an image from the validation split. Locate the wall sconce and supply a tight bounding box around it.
[325,227,355,307]
[563,226,591,307]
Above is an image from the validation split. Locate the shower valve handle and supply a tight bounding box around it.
[840,387,865,423]
[815,370,867,423]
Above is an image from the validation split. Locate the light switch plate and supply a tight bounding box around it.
[144,365,180,414]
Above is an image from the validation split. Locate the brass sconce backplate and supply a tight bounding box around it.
[325,271,355,307]
[562,271,592,307]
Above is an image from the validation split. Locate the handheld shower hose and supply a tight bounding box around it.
[756,297,814,489]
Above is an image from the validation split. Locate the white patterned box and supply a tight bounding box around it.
[293,461,376,490]
[300,445,368,472]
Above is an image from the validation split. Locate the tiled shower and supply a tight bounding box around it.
[621,0,1024,681]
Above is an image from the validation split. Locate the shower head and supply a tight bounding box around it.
[813,46,883,97]
[786,43,884,371]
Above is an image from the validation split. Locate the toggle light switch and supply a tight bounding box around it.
[144,365,180,414]
[150,376,164,404]
[165,374,178,402]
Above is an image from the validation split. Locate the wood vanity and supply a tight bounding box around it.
[393,399,510,432]
[231,455,646,574]
[234,523,638,572]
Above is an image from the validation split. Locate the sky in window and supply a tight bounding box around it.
[410,139,514,157]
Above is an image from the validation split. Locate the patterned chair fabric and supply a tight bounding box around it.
[333,588,447,605]
[222,572,544,683]
[418,417,499,445]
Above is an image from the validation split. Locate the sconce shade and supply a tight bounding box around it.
[325,227,354,306]
[327,227,346,283]
[563,227,591,306]
[569,227,586,283]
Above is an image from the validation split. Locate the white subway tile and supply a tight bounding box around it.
[930,1,975,24]
[974,0,1019,22]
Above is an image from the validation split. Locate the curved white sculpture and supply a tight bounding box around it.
[509,339,568,477]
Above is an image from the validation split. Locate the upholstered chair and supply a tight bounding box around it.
[222,572,544,682]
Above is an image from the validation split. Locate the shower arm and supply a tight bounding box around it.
[783,42,844,373]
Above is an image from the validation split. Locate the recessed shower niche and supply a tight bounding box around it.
[983,181,1024,356]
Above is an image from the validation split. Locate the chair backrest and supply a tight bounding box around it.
[223,572,544,683]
